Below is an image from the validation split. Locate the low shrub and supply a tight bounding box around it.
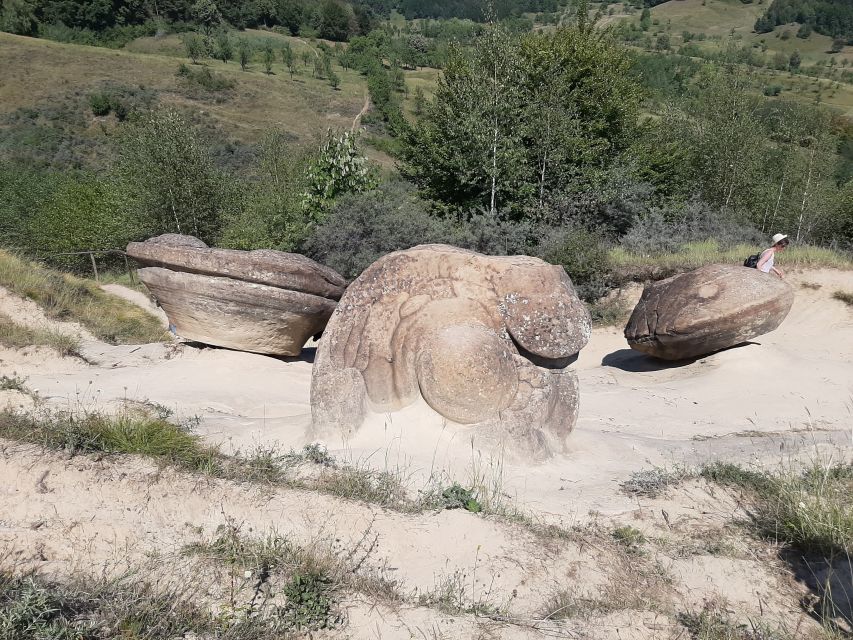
[539,227,615,302]
[176,64,236,95]
[302,181,454,279]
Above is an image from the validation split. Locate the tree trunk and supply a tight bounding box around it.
[797,146,816,242]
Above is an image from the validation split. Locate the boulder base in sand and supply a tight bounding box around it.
[127,234,346,356]
[310,244,591,461]
[624,264,794,361]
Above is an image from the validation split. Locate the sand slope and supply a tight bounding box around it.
[1,270,851,637]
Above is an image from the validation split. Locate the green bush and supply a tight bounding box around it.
[302,181,454,279]
[540,227,613,302]
[176,64,236,94]
[281,571,336,629]
[24,173,143,269]
[88,92,112,116]
[116,108,238,245]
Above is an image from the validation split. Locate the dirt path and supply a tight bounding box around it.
[351,92,370,132]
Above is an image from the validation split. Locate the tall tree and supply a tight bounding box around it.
[401,25,641,217]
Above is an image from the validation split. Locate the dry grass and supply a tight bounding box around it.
[0,31,367,147]
[611,241,853,281]
[540,532,673,621]
[0,312,81,357]
[677,601,797,640]
[0,568,307,639]
[0,407,422,513]
[183,519,401,630]
[832,291,853,307]
[0,250,165,345]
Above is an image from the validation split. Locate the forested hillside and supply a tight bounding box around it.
[0,0,391,43]
[755,0,853,41]
[0,0,851,313]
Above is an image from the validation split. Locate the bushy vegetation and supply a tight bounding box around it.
[0,0,386,43]
[701,461,853,557]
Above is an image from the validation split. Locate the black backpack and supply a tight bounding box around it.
[744,252,761,268]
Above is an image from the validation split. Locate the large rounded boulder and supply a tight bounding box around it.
[127,234,346,356]
[310,244,591,460]
[624,264,794,361]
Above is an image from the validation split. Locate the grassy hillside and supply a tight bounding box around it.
[650,0,765,38]
[633,0,853,116]
[0,31,367,148]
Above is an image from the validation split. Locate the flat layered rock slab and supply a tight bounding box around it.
[128,235,345,356]
[624,264,794,361]
[127,234,346,300]
[137,268,336,356]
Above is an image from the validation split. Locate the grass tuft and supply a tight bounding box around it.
[0,250,165,345]
[676,599,810,640]
[700,461,853,557]
[0,313,81,357]
[620,466,692,499]
[0,408,221,473]
[0,374,29,393]
[832,290,853,307]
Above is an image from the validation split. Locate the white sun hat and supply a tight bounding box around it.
[772,233,788,244]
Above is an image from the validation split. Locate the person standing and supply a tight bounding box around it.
[757,233,789,278]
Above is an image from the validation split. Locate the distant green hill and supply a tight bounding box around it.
[755,0,853,40]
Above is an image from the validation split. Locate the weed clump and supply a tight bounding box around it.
[0,374,28,393]
[281,571,336,630]
[612,525,646,554]
[620,466,691,498]
[438,483,483,513]
[832,290,853,307]
[0,313,81,357]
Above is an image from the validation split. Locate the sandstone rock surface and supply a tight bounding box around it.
[311,244,591,460]
[624,264,794,361]
[127,235,346,355]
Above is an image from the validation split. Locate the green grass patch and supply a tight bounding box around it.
[700,461,853,557]
[0,408,421,513]
[0,250,166,345]
[832,290,853,306]
[0,312,81,357]
[0,408,221,473]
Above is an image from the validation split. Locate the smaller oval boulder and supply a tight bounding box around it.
[624,264,794,361]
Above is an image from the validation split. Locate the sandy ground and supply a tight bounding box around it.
[1,268,851,638]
